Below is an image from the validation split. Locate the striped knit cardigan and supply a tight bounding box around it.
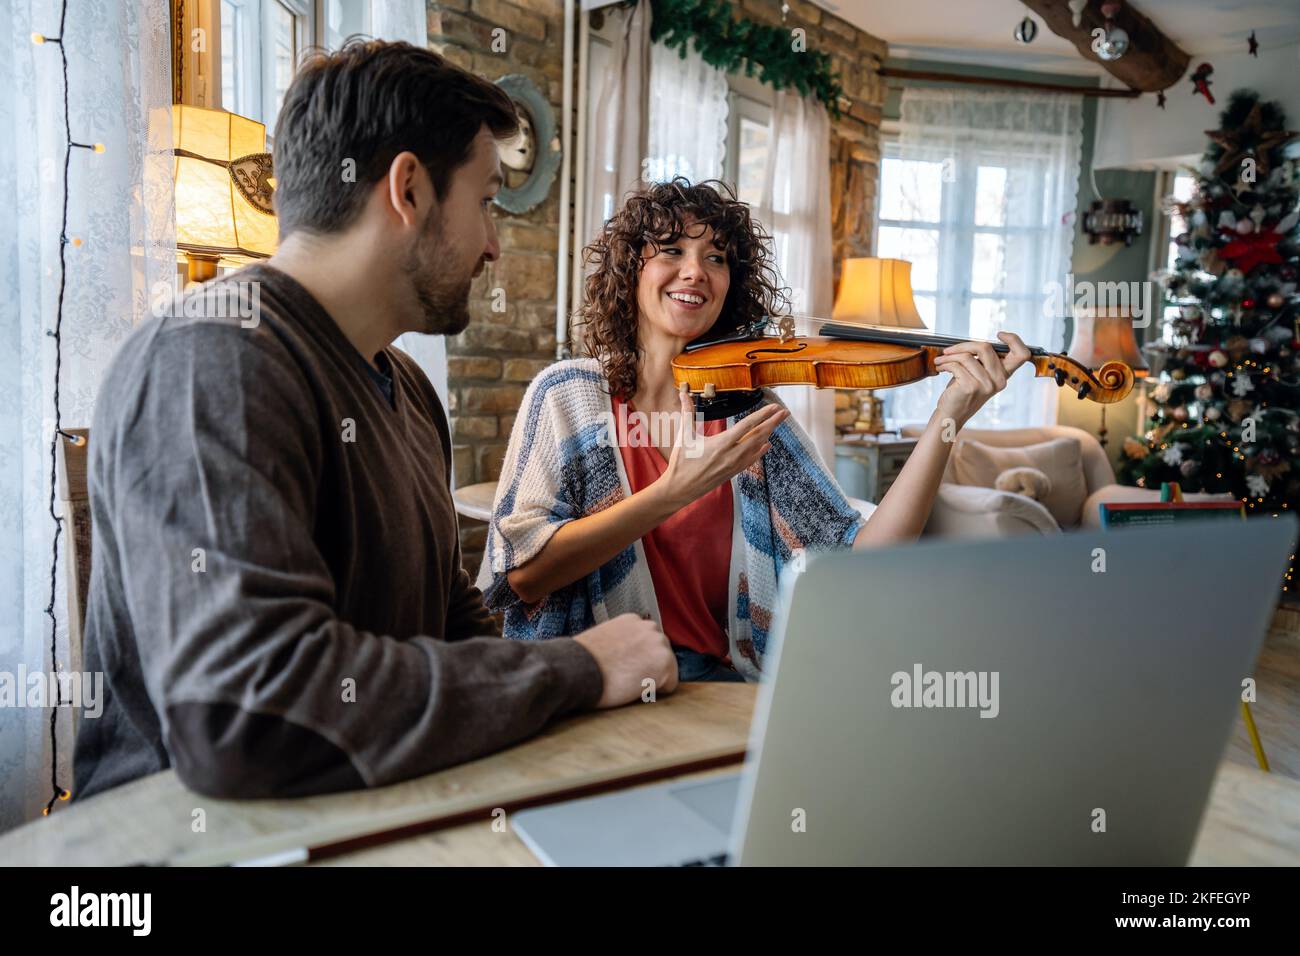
[475,358,864,680]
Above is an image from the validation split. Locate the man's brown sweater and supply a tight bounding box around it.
[73,263,601,800]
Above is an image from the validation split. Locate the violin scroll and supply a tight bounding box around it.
[1030,354,1135,404]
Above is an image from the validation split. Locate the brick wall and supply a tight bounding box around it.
[428,0,886,569]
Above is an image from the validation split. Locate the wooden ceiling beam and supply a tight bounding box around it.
[1019,0,1190,92]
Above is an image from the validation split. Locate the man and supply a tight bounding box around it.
[73,39,676,800]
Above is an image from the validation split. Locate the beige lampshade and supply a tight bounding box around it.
[832,257,927,329]
[1069,308,1150,378]
[173,104,277,262]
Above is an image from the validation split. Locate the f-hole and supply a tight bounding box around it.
[745,343,808,360]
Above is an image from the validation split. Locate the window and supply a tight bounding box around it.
[586,19,776,235]
[874,108,1080,429]
[214,0,310,130]
[1155,170,1197,344]
[876,137,1052,345]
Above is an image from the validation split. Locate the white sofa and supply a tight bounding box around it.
[898,424,1231,538]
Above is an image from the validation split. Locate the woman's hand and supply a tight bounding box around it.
[656,384,788,511]
[932,331,1032,430]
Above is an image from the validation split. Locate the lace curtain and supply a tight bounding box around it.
[644,38,729,184]
[0,0,176,831]
[764,89,836,466]
[889,87,1084,428]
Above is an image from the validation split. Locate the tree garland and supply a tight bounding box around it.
[649,0,846,117]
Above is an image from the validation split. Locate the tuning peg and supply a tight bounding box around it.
[1077,382,1092,400]
[1055,368,1067,386]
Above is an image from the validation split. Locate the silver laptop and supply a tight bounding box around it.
[513,519,1294,866]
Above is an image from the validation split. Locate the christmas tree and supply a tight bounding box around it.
[1119,91,1300,582]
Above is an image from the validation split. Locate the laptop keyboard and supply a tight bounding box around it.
[674,852,731,867]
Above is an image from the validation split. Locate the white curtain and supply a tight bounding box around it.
[764,90,836,468]
[583,0,650,245]
[0,0,175,831]
[644,39,729,184]
[370,0,425,45]
[891,87,1083,428]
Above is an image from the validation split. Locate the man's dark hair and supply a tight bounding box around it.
[271,38,518,238]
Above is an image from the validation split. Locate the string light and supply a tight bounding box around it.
[33,0,101,816]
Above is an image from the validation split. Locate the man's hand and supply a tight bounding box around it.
[574,613,679,707]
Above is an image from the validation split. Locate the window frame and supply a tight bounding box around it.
[182,0,317,130]
[1152,167,1198,345]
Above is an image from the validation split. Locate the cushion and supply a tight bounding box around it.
[927,483,1061,537]
[994,466,1052,501]
[952,437,1088,527]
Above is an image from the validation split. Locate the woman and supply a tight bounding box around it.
[477,178,1030,681]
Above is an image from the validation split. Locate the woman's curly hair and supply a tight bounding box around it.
[578,177,787,400]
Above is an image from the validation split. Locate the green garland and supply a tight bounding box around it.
[649,0,846,117]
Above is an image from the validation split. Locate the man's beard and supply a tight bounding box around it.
[406,208,477,336]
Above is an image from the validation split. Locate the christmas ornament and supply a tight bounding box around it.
[1096,24,1129,61]
[1209,350,1229,367]
[1206,101,1300,178]
[1268,292,1286,308]
[1123,437,1147,460]
[1173,405,1189,422]
[1180,459,1200,477]
[1153,382,1172,402]
[1195,384,1214,400]
[1250,337,1269,353]
[1068,0,1087,28]
[1247,473,1270,497]
[1225,334,1250,359]
[1219,228,1284,273]
[1161,444,1184,466]
[1014,16,1037,43]
[1206,406,1222,421]
[1190,64,1215,105]
[1171,367,1188,380]
[1094,1,1130,62]
[1232,375,1256,397]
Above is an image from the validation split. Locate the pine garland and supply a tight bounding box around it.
[649,0,846,117]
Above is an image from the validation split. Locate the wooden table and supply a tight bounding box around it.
[1,684,1296,866]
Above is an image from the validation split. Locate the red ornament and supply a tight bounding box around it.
[1190,64,1215,104]
[1219,228,1284,273]
[1243,298,1256,309]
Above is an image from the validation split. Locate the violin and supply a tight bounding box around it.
[671,317,1136,420]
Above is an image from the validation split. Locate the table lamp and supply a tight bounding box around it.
[173,104,277,284]
[832,257,928,434]
[1068,307,1150,447]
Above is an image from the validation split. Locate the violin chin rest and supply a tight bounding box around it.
[692,388,765,421]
